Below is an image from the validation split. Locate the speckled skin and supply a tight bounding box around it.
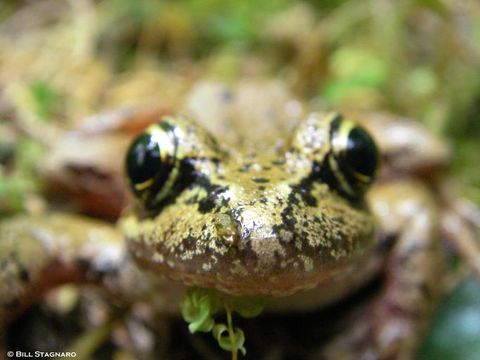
[1,80,475,359]
[124,113,375,297]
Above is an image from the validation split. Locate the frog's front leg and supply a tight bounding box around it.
[319,180,444,360]
[0,214,121,324]
[0,214,182,329]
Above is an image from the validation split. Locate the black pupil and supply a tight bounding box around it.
[345,127,378,178]
[126,133,162,186]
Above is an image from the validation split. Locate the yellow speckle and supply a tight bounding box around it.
[153,253,164,263]
[300,255,314,272]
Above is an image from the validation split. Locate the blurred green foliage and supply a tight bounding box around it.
[29,81,64,121]
[322,47,389,104]
[418,279,480,360]
[0,138,45,215]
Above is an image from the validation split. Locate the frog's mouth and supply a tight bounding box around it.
[130,233,376,298]
[124,195,377,297]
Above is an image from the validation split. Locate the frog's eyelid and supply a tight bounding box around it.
[147,124,176,158]
[163,115,223,158]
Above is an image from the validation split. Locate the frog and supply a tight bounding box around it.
[1,79,479,359]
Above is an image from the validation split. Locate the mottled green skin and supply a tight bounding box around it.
[123,113,376,296]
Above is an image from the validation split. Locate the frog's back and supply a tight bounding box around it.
[182,79,304,151]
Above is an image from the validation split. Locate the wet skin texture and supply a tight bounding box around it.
[1,80,472,360]
[123,113,378,297]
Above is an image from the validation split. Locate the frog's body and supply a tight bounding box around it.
[1,80,478,359]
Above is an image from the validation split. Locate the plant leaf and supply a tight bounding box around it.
[181,288,219,333]
[212,323,246,356]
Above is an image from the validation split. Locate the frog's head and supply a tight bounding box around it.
[123,113,379,296]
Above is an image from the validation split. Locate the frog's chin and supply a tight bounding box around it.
[131,244,378,298]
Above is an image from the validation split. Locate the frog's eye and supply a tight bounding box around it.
[329,115,379,197]
[126,121,180,209]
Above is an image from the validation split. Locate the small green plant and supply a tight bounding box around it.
[181,287,264,360]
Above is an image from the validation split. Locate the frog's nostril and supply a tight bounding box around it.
[214,213,240,247]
